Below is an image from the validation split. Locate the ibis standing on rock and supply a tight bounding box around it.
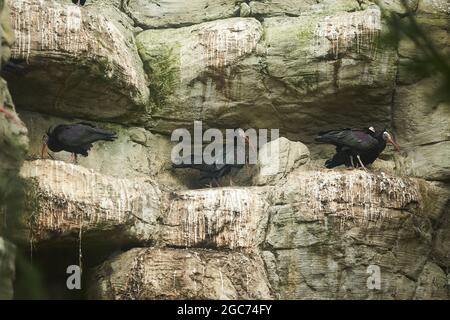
[41,122,117,163]
[72,0,86,6]
[172,147,244,187]
[172,129,256,187]
[315,127,400,170]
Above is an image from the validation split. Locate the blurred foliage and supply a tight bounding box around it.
[380,0,450,103]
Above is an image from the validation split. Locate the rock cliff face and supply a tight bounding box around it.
[20,160,161,246]
[17,160,450,299]
[8,0,149,122]
[0,0,449,299]
[0,0,28,300]
[0,237,16,299]
[392,0,450,181]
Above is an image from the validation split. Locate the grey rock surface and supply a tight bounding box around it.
[253,137,310,185]
[1,0,449,300]
[90,247,273,300]
[19,159,450,299]
[123,0,240,29]
[20,160,162,245]
[0,238,16,300]
[6,0,149,123]
[0,0,28,301]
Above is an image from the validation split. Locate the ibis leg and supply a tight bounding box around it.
[245,163,252,175]
[356,155,367,171]
[349,156,355,169]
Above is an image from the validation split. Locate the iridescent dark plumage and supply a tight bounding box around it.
[315,127,399,169]
[1,58,27,76]
[172,129,254,186]
[172,144,246,184]
[42,122,116,159]
[72,0,86,6]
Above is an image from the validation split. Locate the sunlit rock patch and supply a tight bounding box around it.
[7,0,149,122]
[194,18,262,70]
[134,5,397,141]
[419,0,450,14]
[262,170,449,299]
[137,17,262,83]
[20,160,161,245]
[313,6,382,59]
[247,0,362,18]
[136,17,264,131]
[90,247,273,300]
[160,187,269,249]
[252,137,310,186]
[265,170,428,256]
[271,170,422,224]
[122,0,240,29]
[16,156,450,299]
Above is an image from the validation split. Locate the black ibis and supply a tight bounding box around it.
[1,58,27,76]
[172,146,246,187]
[315,127,400,170]
[41,122,117,163]
[72,0,86,6]
[172,129,255,187]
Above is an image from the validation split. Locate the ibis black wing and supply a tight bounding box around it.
[172,153,204,169]
[72,0,87,5]
[315,128,378,151]
[54,124,116,147]
[173,151,230,173]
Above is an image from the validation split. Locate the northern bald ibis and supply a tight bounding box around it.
[1,59,27,76]
[172,147,245,187]
[172,129,255,187]
[72,0,86,6]
[315,127,400,170]
[41,122,117,163]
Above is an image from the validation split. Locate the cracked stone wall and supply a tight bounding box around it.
[18,160,450,299]
[0,0,28,300]
[1,0,449,299]
[7,0,149,122]
[263,170,449,299]
[6,0,448,178]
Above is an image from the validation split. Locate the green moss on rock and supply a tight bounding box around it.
[140,45,178,110]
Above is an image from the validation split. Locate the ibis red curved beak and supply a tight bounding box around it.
[41,135,49,159]
[40,142,47,159]
[238,129,256,154]
[386,134,400,152]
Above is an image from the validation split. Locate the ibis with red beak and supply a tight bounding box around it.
[315,126,400,170]
[72,0,86,6]
[41,122,117,163]
[172,128,256,186]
